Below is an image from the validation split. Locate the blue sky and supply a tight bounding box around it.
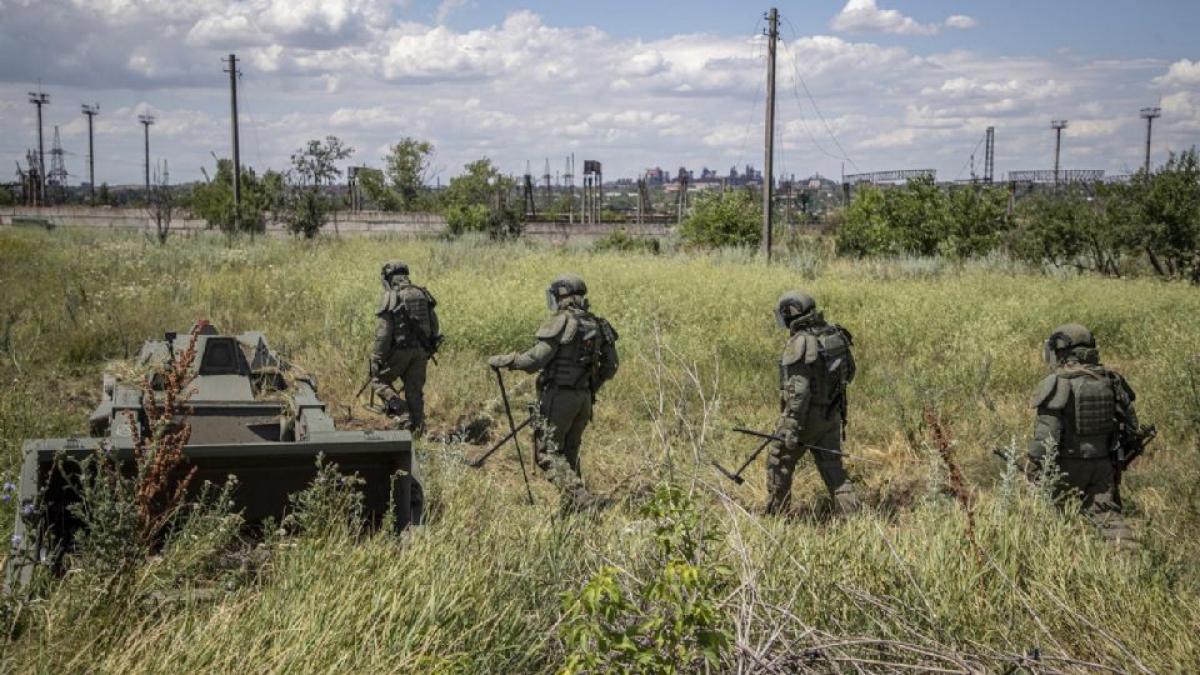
[0,0,1197,186]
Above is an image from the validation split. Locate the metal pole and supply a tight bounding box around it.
[762,7,778,262]
[28,91,49,204]
[1140,107,1161,182]
[82,104,99,204]
[143,121,150,190]
[1051,120,1067,188]
[227,54,242,230]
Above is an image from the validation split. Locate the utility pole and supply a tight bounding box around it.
[1140,106,1161,182]
[82,103,99,204]
[225,54,242,230]
[139,113,155,192]
[1051,120,1068,188]
[983,126,995,184]
[28,89,50,204]
[762,7,778,262]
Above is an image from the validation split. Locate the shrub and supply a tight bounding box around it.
[560,484,731,673]
[679,189,761,248]
[592,228,661,255]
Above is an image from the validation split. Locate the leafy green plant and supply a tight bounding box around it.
[679,189,761,248]
[560,484,731,674]
[592,229,661,255]
[281,455,366,540]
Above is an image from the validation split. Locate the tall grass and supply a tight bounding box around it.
[1,228,1198,672]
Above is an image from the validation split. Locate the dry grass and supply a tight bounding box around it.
[0,227,1198,672]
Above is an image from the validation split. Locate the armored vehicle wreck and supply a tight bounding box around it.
[6,322,420,588]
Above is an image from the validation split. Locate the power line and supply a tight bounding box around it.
[736,15,768,162]
[779,16,860,172]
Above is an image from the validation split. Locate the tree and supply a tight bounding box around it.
[678,188,762,248]
[356,167,399,211]
[836,184,890,256]
[384,137,433,210]
[1010,186,1104,271]
[441,158,520,238]
[284,136,354,238]
[944,184,1012,258]
[1137,147,1200,282]
[188,159,279,237]
[148,165,175,245]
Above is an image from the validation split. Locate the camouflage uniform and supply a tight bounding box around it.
[371,261,440,434]
[489,274,619,510]
[1029,323,1138,548]
[766,292,861,515]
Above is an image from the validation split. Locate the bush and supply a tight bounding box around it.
[591,228,661,255]
[445,204,521,239]
[560,484,731,673]
[679,189,761,248]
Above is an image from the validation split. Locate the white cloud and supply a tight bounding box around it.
[435,0,469,24]
[1153,59,1200,88]
[0,5,1185,184]
[831,0,939,36]
[858,128,918,149]
[944,15,978,30]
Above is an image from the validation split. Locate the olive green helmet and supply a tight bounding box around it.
[546,273,588,310]
[1043,323,1096,364]
[381,260,409,280]
[775,291,816,328]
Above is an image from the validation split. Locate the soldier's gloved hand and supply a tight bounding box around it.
[369,358,382,378]
[488,354,514,369]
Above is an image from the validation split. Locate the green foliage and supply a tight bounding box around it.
[284,136,355,238]
[1139,148,1200,282]
[838,178,1012,257]
[281,455,366,539]
[441,158,512,210]
[441,158,520,239]
[592,228,661,255]
[385,137,434,210]
[355,167,400,211]
[945,184,1013,257]
[283,187,333,239]
[1007,148,1199,280]
[561,484,731,674]
[679,188,761,248]
[188,159,284,236]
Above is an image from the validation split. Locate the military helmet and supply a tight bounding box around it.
[775,291,816,328]
[546,273,588,310]
[1043,323,1097,364]
[381,261,409,280]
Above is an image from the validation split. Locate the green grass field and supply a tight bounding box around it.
[1,227,1199,672]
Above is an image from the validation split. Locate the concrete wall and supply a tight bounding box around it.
[0,206,446,235]
[0,206,672,241]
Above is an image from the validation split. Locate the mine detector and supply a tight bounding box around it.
[5,323,422,589]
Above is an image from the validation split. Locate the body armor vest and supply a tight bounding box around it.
[543,310,606,390]
[780,324,852,409]
[390,283,433,346]
[1060,366,1117,458]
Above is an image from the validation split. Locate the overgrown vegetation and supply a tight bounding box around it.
[1,228,1198,671]
[837,148,1200,282]
[189,158,285,237]
[679,188,762,248]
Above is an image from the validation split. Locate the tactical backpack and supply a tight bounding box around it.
[779,323,854,414]
[538,308,619,392]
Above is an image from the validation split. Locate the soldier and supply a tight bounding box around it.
[371,261,440,435]
[766,291,861,516]
[1029,323,1140,548]
[488,274,619,511]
